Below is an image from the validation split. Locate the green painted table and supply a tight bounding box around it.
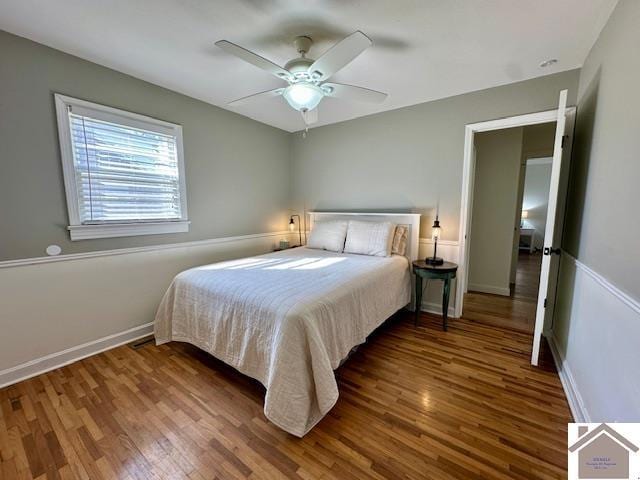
[412,260,458,331]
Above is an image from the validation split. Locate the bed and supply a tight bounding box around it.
[154,212,421,437]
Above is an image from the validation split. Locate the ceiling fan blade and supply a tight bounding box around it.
[228,88,285,106]
[307,31,372,81]
[215,40,291,80]
[301,108,318,125]
[322,83,387,103]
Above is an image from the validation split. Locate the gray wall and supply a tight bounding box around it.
[521,122,557,158]
[469,127,523,295]
[0,28,580,262]
[291,70,579,241]
[522,162,552,249]
[553,0,640,422]
[562,0,640,300]
[0,30,291,261]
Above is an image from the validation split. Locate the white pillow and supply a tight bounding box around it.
[344,221,396,257]
[391,225,408,256]
[307,220,348,252]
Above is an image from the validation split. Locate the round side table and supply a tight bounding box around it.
[412,260,458,331]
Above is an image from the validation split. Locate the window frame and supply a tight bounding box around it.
[54,94,189,241]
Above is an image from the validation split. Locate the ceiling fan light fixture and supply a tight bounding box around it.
[282,83,324,111]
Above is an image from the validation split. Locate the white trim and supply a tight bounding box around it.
[455,107,576,320]
[465,109,560,132]
[419,238,459,246]
[55,94,82,226]
[467,283,511,296]
[68,220,190,240]
[546,333,590,422]
[527,157,553,166]
[549,251,640,422]
[420,301,456,318]
[0,322,154,389]
[564,252,640,315]
[54,94,189,239]
[0,230,291,269]
[55,94,183,131]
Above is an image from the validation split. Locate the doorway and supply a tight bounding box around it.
[515,156,554,298]
[464,127,555,334]
[455,90,576,365]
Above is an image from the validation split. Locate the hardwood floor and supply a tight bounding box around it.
[513,252,543,302]
[0,311,571,480]
[463,252,542,333]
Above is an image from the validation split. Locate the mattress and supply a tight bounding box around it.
[154,246,410,436]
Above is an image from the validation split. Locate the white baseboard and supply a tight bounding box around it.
[549,252,640,422]
[421,301,457,318]
[0,322,154,389]
[467,283,511,296]
[546,333,590,423]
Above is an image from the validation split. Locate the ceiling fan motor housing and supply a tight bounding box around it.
[293,35,313,55]
[286,36,321,81]
[284,57,314,78]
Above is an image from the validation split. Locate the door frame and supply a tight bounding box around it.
[455,107,576,321]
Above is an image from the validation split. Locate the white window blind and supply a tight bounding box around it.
[69,113,182,223]
[55,94,189,240]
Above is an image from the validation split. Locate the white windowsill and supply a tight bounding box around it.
[68,221,190,240]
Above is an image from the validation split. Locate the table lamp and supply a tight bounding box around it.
[289,214,302,246]
[426,216,444,265]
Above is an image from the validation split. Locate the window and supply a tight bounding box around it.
[54,94,189,240]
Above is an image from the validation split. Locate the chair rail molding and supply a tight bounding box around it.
[547,250,640,423]
[0,230,291,269]
[564,252,640,314]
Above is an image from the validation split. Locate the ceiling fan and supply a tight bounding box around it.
[215,31,387,127]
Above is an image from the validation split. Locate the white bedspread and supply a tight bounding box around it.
[154,247,410,437]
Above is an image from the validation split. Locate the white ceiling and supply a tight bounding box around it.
[0,0,618,132]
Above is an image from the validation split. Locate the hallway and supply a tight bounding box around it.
[463,252,542,333]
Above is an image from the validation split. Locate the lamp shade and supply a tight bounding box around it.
[521,210,529,219]
[289,217,296,231]
[282,83,324,111]
[426,216,444,265]
[431,218,441,241]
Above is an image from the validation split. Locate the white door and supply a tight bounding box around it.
[530,90,576,365]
